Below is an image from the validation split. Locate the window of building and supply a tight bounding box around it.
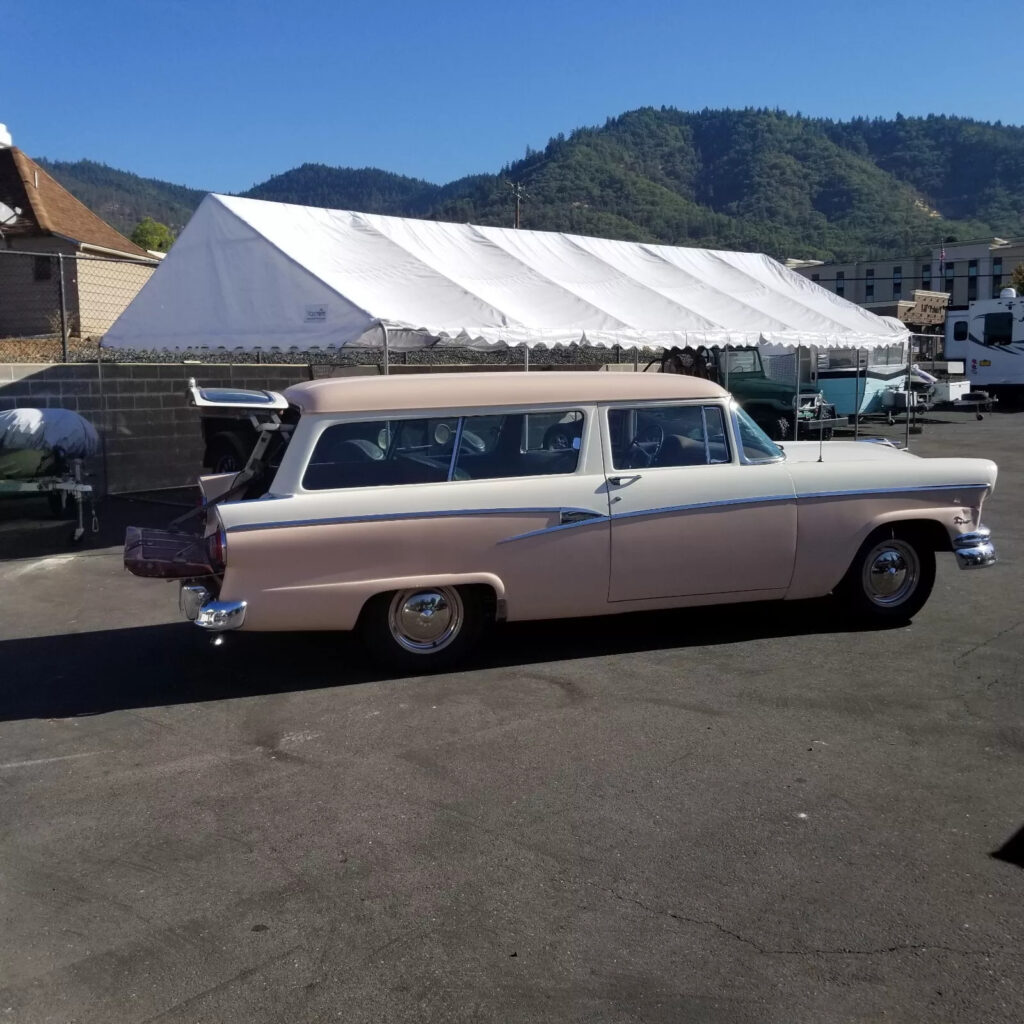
[944,262,955,294]
[865,268,874,300]
[811,273,819,283]
[33,256,53,282]
[993,257,1003,294]
[922,264,932,288]
[835,271,845,297]
[968,278,978,301]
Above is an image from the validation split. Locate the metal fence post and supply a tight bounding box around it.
[57,254,69,362]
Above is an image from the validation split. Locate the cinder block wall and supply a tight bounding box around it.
[0,363,310,493]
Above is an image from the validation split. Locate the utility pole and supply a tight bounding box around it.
[507,181,529,229]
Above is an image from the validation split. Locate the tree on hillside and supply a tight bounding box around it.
[130,217,175,252]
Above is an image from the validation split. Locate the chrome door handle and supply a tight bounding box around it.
[607,474,641,486]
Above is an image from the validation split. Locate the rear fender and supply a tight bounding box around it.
[224,571,506,632]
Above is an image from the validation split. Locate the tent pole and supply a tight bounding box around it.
[854,348,862,440]
[792,345,800,442]
[905,338,912,449]
[523,345,530,372]
[381,323,390,375]
[634,346,639,372]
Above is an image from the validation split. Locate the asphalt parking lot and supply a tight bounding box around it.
[1,410,1022,1024]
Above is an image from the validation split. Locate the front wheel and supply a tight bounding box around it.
[836,529,936,622]
[358,585,487,671]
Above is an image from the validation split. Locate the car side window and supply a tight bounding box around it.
[302,417,457,490]
[608,404,730,470]
[453,411,584,480]
[302,410,585,490]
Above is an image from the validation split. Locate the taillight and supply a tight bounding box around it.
[206,525,226,571]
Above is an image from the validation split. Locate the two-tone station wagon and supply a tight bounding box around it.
[125,372,998,669]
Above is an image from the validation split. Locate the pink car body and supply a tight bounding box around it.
[125,372,998,667]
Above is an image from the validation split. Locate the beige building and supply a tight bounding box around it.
[0,144,159,340]
[788,237,1024,317]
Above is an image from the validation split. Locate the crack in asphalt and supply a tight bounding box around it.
[596,884,1021,959]
[955,619,1024,662]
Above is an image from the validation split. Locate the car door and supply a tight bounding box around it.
[602,401,797,603]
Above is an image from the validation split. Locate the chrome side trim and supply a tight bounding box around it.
[609,492,795,522]
[798,482,990,500]
[226,484,992,537]
[227,506,600,534]
[500,516,611,544]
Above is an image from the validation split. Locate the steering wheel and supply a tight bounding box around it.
[543,423,576,451]
[626,421,664,468]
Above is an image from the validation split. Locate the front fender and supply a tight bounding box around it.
[788,505,983,600]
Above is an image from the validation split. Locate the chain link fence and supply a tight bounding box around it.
[0,249,158,362]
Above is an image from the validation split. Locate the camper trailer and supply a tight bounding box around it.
[945,289,1024,396]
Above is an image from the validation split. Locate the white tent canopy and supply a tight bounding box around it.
[103,194,909,354]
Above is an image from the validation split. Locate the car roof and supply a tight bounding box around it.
[284,371,729,415]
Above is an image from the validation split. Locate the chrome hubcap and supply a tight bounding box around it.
[862,540,919,607]
[388,587,463,654]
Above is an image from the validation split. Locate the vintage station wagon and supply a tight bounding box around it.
[125,372,998,669]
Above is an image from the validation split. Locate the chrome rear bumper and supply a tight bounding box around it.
[180,584,247,630]
[953,528,997,570]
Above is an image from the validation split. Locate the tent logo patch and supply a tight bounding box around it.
[304,304,328,323]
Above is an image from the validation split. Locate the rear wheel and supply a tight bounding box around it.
[836,528,936,622]
[358,585,487,671]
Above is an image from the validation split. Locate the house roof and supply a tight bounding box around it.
[0,147,150,258]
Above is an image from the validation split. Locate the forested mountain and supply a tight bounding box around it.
[35,158,204,237]
[245,164,442,215]
[37,110,1024,262]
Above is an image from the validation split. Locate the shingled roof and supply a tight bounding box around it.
[0,147,151,258]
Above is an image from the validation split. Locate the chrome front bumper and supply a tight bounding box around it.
[180,584,247,630]
[953,527,997,570]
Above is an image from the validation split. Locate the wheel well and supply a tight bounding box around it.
[357,582,500,627]
[877,519,952,553]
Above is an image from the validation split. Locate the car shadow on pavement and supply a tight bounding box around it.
[992,824,1024,869]
[0,598,892,721]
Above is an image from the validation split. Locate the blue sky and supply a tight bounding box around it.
[3,0,1018,194]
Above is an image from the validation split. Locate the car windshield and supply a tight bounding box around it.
[733,403,785,462]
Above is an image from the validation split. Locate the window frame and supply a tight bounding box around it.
[602,399,734,473]
[298,406,589,492]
